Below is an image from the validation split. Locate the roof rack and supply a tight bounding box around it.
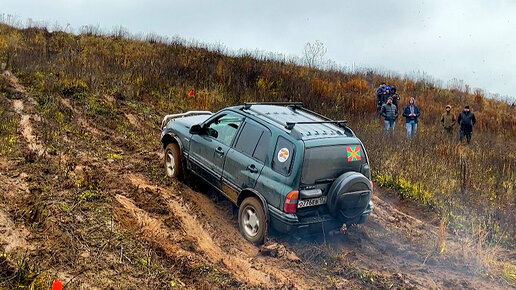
[285,120,348,130]
[243,102,303,110]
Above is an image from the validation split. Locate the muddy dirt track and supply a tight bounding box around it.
[0,72,514,289]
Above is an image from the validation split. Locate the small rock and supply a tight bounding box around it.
[334,279,350,289]
[80,250,90,258]
[260,243,280,257]
[285,251,301,263]
[260,242,301,262]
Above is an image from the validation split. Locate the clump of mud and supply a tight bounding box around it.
[0,71,26,97]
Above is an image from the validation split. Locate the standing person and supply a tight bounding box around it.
[383,86,392,104]
[376,82,387,110]
[441,105,456,136]
[458,105,476,144]
[392,92,400,108]
[402,97,421,139]
[380,96,398,136]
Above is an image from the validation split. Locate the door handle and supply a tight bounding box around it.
[215,147,224,155]
[247,164,259,173]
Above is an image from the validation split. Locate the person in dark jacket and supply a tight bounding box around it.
[441,105,456,136]
[380,96,398,136]
[383,86,392,104]
[376,82,386,106]
[392,92,400,108]
[458,105,476,143]
[402,97,421,139]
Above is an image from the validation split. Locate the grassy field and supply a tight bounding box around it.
[0,21,515,288]
[0,22,514,246]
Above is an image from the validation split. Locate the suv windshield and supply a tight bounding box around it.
[301,145,363,185]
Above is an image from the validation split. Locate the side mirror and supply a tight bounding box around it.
[189,124,202,134]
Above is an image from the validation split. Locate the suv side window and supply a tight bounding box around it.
[205,113,243,146]
[272,136,294,176]
[234,121,271,163]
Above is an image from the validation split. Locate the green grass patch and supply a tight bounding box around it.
[504,263,516,284]
[0,253,45,289]
[0,102,18,156]
[107,152,123,160]
[80,190,98,202]
[58,202,70,213]
[373,173,438,209]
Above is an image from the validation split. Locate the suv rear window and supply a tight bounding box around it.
[301,145,363,184]
[272,136,294,176]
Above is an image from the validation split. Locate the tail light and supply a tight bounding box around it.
[283,190,299,214]
[370,180,374,191]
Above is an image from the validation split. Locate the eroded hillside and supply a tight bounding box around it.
[1,70,514,289]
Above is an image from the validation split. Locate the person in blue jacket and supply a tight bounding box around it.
[402,97,421,139]
[382,86,392,104]
[376,82,387,109]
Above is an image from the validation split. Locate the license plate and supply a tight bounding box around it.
[297,196,327,208]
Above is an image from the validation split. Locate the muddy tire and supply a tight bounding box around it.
[164,143,182,179]
[238,197,266,245]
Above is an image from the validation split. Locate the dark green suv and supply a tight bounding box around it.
[161,103,373,244]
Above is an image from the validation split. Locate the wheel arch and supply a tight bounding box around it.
[238,189,269,223]
[161,132,183,150]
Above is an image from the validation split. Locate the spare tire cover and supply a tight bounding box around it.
[327,172,372,220]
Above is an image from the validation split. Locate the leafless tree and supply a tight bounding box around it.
[303,40,327,68]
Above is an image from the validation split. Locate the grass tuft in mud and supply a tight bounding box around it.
[0,253,44,289]
[0,98,19,156]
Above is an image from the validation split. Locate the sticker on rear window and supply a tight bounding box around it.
[346,146,362,162]
[277,148,290,163]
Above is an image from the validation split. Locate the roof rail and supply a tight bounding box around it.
[285,120,348,130]
[243,102,303,110]
[295,107,332,121]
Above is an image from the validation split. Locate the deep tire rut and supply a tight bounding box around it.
[119,174,316,288]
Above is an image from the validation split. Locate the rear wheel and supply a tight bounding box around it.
[238,197,266,245]
[164,143,182,179]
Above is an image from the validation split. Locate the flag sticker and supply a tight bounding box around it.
[346,146,362,162]
[277,148,290,163]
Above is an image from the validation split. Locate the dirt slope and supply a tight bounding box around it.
[0,71,514,289]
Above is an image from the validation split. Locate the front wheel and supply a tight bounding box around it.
[238,197,266,245]
[164,143,182,179]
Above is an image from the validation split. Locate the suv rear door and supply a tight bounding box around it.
[297,139,369,213]
[189,112,244,189]
[222,119,271,202]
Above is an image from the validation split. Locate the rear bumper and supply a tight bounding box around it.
[268,201,373,234]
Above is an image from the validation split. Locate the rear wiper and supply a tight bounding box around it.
[314,178,336,184]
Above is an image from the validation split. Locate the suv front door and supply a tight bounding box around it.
[222,119,271,202]
[189,112,244,189]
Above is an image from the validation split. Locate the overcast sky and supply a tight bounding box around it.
[2,0,515,100]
